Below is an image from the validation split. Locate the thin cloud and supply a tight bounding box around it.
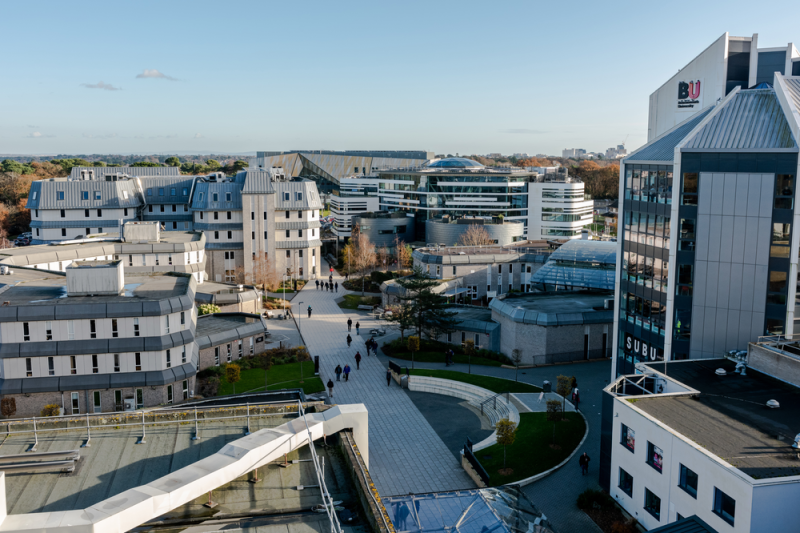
[501,128,547,135]
[136,69,178,81]
[27,124,38,128]
[26,132,55,138]
[194,133,203,139]
[82,133,118,139]
[81,81,122,91]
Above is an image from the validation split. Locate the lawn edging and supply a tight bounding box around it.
[408,375,520,451]
[513,406,590,487]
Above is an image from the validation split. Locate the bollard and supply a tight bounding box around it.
[137,411,146,444]
[81,413,91,448]
[245,401,251,435]
[192,407,200,441]
[29,418,39,452]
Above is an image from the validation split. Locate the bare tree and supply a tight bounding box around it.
[377,245,391,272]
[458,224,494,247]
[251,254,280,292]
[394,235,412,271]
[512,349,523,381]
[351,232,377,295]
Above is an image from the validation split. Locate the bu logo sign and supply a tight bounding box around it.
[678,80,701,100]
[625,333,662,361]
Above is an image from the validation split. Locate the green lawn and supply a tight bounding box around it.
[479,412,586,485]
[337,294,382,310]
[389,351,503,367]
[408,369,540,393]
[218,361,324,396]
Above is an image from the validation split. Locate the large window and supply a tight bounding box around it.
[621,424,635,452]
[775,174,795,210]
[681,173,699,206]
[771,223,791,258]
[618,468,633,497]
[713,488,735,526]
[625,167,673,204]
[644,488,661,521]
[647,442,663,473]
[678,464,698,498]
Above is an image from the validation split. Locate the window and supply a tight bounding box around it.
[166,349,171,368]
[170,188,176,196]
[285,210,290,219]
[676,264,693,296]
[227,231,232,239]
[227,211,232,220]
[213,193,219,202]
[183,379,189,399]
[251,212,255,220]
[214,231,219,239]
[172,221,177,229]
[286,250,290,258]
[111,319,118,338]
[134,318,140,336]
[60,209,66,218]
[155,255,159,266]
[70,356,77,375]
[621,424,635,452]
[32,191,37,200]
[238,340,243,357]
[113,353,120,372]
[72,392,80,414]
[95,191,101,200]
[644,488,661,521]
[215,347,220,365]
[165,315,170,334]
[474,333,480,346]
[62,228,66,236]
[299,250,303,258]
[149,205,153,212]
[226,192,232,202]
[167,385,173,405]
[775,174,794,209]
[284,192,290,201]
[713,488,735,525]
[647,442,663,473]
[48,357,55,376]
[160,205,164,212]
[184,205,188,212]
[252,231,255,240]
[181,346,187,364]
[22,322,30,342]
[296,192,303,201]
[169,254,173,266]
[92,354,99,374]
[250,337,254,355]
[182,187,189,195]
[453,266,457,276]
[147,188,152,196]
[45,321,53,341]
[286,230,291,238]
[771,223,791,258]
[678,464,698,498]
[135,352,142,371]
[618,468,633,497]
[84,209,90,218]
[25,358,32,377]
[227,343,232,362]
[114,390,122,411]
[158,188,164,196]
[264,212,267,220]
[90,319,97,339]
[136,388,144,409]
[172,204,177,212]
[124,208,128,216]
[681,173,698,206]
[299,229,303,237]
[57,191,64,200]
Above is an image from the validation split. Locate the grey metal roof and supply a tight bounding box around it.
[141,177,197,204]
[195,313,267,349]
[274,180,324,210]
[275,239,323,249]
[682,88,797,151]
[190,181,244,211]
[69,166,181,179]
[648,515,718,533]
[490,292,613,326]
[27,179,141,210]
[626,106,716,162]
[782,77,800,114]
[242,171,276,194]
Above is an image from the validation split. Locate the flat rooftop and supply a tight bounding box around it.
[195,313,267,349]
[416,241,551,257]
[0,271,190,307]
[490,291,614,326]
[638,359,800,479]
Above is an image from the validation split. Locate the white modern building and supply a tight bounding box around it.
[527,169,594,240]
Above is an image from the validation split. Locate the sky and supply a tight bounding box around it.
[2,0,800,157]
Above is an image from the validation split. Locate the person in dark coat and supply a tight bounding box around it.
[572,388,581,411]
[343,364,351,382]
[335,282,338,292]
[347,318,352,331]
[386,368,392,386]
[315,280,320,290]
[346,334,352,347]
[355,352,362,369]
[579,452,590,475]
[335,365,342,381]
[307,305,312,318]
[355,322,360,335]
[327,379,334,398]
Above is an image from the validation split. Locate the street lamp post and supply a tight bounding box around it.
[297,301,304,384]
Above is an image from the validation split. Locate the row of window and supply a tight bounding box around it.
[146,187,189,197]
[620,293,667,336]
[24,348,186,377]
[619,424,735,525]
[212,340,253,365]
[622,212,671,249]
[623,252,669,293]
[681,172,795,210]
[67,381,189,414]
[624,168,674,205]
[20,313,184,342]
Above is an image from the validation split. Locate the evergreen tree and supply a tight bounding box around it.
[392,267,461,340]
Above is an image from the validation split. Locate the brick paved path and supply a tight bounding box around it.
[293,272,474,497]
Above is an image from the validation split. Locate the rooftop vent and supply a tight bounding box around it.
[767,399,780,409]
[715,368,727,376]
[122,221,160,244]
[66,260,124,296]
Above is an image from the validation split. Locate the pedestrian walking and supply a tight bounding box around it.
[355,322,360,335]
[307,305,312,318]
[572,388,581,411]
[329,274,333,284]
[579,452,590,475]
[335,282,338,292]
[343,364,351,382]
[366,338,372,356]
[315,280,320,290]
[372,339,379,356]
[347,334,352,347]
[335,364,342,381]
[355,352,362,369]
[386,368,392,386]
[327,379,334,398]
[347,318,352,331]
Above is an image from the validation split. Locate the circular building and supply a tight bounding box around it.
[352,212,415,248]
[425,217,525,246]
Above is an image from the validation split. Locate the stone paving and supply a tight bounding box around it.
[291,271,475,497]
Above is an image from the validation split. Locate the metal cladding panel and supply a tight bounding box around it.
[425,220,525,247]
[180,329,194,345]
[142,300,170,316]
[56,303,108,320]
[0,307,17,323]
[17,306,55,321]
[195,293,212,304]
[19,342,57,357]
[190,181,243,211]
[69,166,181,180]
[537,313,560,326]
[109,372,146,387]
[626,106,716,162]
[59,374,110,391]
[32,179,142,209]
[275,239,323,249]
[683,89,797,150]
[273,180,324,210]
[172,365,187,381]
[170,331,185,347]
[783,78,800,114]
[0,379,22,394]
[146,368,176,386]
[106,301,143,318]
[109,337,144,352]
[274,220,322,230]
[58,339,108,356]
[144,335,170,351]
[22,377,61,393]
[140,177,196,204]
[25,181,42,209]
[241,171,276,194]
[196,335,212,350]
[522,310,540,324]
[555,313,584,325]
[0,344,20,357]
[509,307,526,321]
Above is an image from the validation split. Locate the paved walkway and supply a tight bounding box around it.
[293,272,475,497]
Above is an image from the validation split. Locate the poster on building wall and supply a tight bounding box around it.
[624,333,663,361]
[677,78,703,110]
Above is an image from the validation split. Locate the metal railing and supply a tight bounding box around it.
[479,392,511,417]
[463,444,490,485]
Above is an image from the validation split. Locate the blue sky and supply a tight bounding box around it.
[2,0,799,156]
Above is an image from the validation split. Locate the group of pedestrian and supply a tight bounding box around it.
[333,363,352,382]
[346,318,360,335]
[316,279,338,292]
[365,337,378,356]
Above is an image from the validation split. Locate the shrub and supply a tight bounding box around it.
[370,270,394,283]
[40,404,60,417]
[1,397,16,418]
[198,303,221,315]
[576,489,615,512]
[546,400,562,421]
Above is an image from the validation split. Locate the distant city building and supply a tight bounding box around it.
[512,153,530,159]
[562,148,587,158]
[486,153,503,158]
[605,145,627,159]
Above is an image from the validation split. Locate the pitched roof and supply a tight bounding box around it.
[190,181,244,211]
[682,88,797,151]
[140,177,197,204]
[241,170,276,194]
[273,180,324,210]
[27,179,141,210]
[69,166,180,179]
[626,106,716,162]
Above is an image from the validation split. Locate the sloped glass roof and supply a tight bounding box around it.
[385,486,555,533]
[530,240,617,291]
[549,240,617,266]
[427,158,485,169]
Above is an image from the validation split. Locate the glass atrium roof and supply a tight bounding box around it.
[530,240,617,291]
[385,486,556,533]
[427,158,485,169]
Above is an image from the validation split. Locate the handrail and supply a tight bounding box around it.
[479,391,511,416]
[342,431,394,533]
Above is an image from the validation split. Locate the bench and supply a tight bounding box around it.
[357,305,374,311]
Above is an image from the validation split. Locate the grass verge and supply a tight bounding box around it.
[479,412,586,485]
[218,361,323,396]
[408,369,540,393]
[337,294,382,310]
[389,351,503,367]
